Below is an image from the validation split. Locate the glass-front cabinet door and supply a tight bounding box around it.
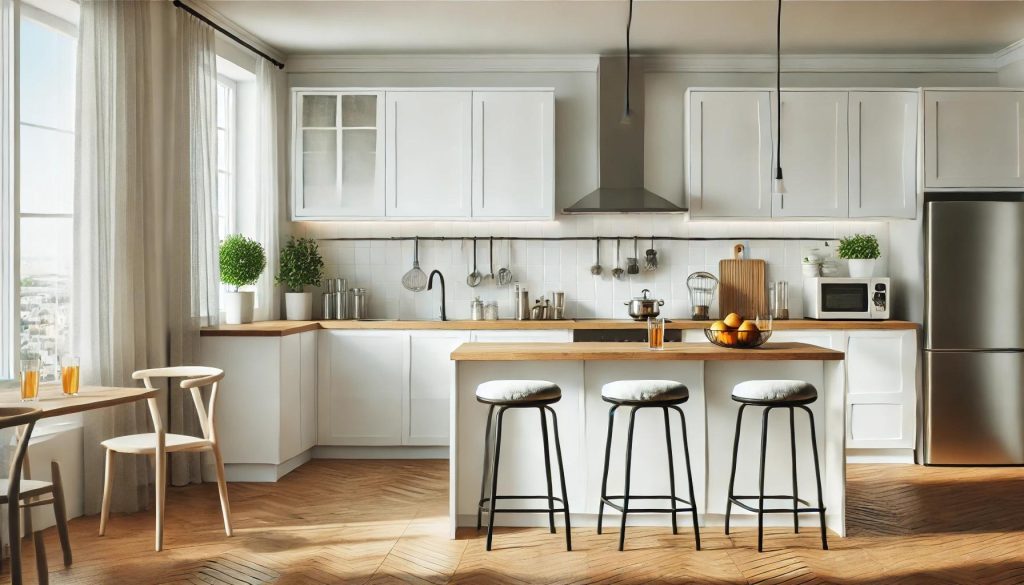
[292,91,384,218]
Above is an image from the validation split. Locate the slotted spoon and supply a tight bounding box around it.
[467,237,483,287]
[497,240,513,286]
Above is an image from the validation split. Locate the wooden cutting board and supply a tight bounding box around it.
[718,244,768,319]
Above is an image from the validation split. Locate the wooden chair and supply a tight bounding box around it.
[0,458,73,582]
[0,406,43,585]
[98,367,231,552]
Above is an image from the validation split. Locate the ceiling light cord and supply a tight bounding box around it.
[774,0,785,193]
[622,0,634,124]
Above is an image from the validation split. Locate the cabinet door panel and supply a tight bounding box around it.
[849,92,917,219]
[386,92,472,218]
[773,92,849,218]
[279,335,302,461]
[318,332,405,445]
[687,91,772,218]
[925,91,1024,188]
[292,91,385,219]
[472,91,554,219]
[845,330,916,449]
[405,332,468,446]
[299,330,317,451]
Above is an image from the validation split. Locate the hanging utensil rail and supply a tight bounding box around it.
[320,236,832,242]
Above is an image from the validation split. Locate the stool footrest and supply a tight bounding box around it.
[728,495,824,515]
[601,495,696,515]
[479,495,568,515]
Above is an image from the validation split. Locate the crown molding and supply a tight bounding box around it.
[643,53,999,74]
[184,0,287,64]
[286,54,601,73]
[994,38,1024,69]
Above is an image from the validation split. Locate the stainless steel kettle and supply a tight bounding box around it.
[624,289,664,321]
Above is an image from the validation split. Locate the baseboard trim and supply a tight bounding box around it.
[846,448,916,464]
[313,445,450,460]
[223,449,313,482]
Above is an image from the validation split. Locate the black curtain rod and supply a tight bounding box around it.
[172,0,285,70]
[319,236,832,243]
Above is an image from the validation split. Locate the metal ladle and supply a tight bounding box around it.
[612,239,625,280]
[590,237,602,276]
[467,237,483,287]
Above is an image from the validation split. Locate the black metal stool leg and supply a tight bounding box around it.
[789,407,799,534]
[802,405,828,551]
[725,404,746,536]
[673,405,701,551]
[477,404,495,531]
[485,407,507,551]
[662,407,678,535]
[598,405,618,535]
[618,407,639,552]
[539,407,556,534]
[546,406,572,551]
[757,407,773,552]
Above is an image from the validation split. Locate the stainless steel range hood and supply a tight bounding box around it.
[563,57,686,214]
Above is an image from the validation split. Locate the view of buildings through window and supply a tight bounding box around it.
[18,10,76,379]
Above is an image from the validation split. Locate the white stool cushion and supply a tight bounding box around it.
[476,380,561,403]
[732,380,817,403]
[602,380,689,403]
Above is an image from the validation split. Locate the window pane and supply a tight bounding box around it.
[217,127,229,172]
[342,95,377,128]
[302,95,336,127]
[302,130,337,208]
[19,17,75,132]
[19,217,72,378]
[342,129,377,204]
[20,124,73,214]
[217,84,229,129]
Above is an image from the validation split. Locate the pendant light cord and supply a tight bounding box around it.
[624,0,634,120]
[775,0,783,181]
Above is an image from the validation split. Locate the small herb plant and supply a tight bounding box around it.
[837,234,881,260]
[276,237,324,293]
[219,234,266,291]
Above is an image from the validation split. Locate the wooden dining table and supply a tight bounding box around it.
[0,385,157,585]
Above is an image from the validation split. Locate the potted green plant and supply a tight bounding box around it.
[837,233,881,278]
[220,234,266,324]
[276,237,324,321]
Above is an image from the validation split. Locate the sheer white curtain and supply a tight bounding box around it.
[74,0,222,511]
[254,59,285,321]
[167,5,219,487]
[74,0,161,514]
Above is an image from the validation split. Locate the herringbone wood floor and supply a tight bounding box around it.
[3,460,1024,584]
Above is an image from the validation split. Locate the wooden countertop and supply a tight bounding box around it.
[201,319,917,337]
[450,341,845,361]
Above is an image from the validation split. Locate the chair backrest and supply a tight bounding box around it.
[132,366,225,444]
[0,407,42,431]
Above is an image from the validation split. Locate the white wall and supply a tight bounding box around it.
[285,62,998,323]
[1000,59,1024,87]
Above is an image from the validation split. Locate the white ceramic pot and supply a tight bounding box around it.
[801,263,822,278]
[224,291,255,325]
[847,258,877,278]
[285,292,313,321]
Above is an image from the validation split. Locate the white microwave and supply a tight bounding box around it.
[803,277,890,320]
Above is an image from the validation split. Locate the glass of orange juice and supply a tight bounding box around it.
[20,359,40,402]
[60,355,80,396]
[647,317,666,350]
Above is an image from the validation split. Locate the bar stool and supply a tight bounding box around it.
[598,380,700,552]
[724,379,827,552]
[475,380,571,551]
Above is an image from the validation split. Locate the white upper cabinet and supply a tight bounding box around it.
[472,91,555,219]
[772,91,849,218]
[386,92,473,218]
[292,88,554,220]
[292,91,385,219]
[687,90,773,218]
[849,91,918,218]
[924,90,1024,189]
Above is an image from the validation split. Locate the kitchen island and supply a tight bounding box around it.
[449,341,847,539]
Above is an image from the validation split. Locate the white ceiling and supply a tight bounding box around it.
[205,0,1024,57]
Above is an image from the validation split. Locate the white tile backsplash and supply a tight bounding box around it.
[294,217,890,321]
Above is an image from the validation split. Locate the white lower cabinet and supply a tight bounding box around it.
[845,330,917,450]
[318,330,471,447]
[200,330,318,481]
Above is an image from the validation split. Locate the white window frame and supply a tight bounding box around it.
[216,74,237,239]
[5,0,77,380]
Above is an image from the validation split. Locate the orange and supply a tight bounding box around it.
[709,320,728,332]
[737,321,760,344]
[717,330,738,346]
[723,313,743,329]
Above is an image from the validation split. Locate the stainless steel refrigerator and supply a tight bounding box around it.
[924,194,1024,465]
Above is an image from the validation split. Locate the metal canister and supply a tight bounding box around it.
[333,278,348,319]
[321,293,334,320]
[515,283,530,320]
[351,288,368,319]
[470,298,484,321]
